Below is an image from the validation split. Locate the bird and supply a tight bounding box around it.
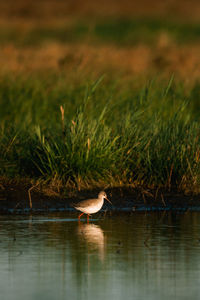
[72,191,112,222]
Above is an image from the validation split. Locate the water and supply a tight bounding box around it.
[0,212,200,300]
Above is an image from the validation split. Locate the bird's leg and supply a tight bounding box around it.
[78,212,84,221]
[87,214,89,223]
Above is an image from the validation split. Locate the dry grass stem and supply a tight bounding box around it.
[60,105,65,137]
[28,182,40,209]
[161,193,166,207]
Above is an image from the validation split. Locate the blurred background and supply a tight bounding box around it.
[0,0,200,82]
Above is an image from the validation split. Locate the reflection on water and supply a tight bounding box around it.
[0,212,200,300]
[77,223,105,261]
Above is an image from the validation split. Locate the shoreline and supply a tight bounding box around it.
[1,178,200,214]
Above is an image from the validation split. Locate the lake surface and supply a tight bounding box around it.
[0,211,200,300]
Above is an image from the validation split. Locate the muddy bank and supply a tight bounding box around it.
[0,179,200,214]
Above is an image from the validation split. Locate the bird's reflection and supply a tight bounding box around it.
[77,223,105,261]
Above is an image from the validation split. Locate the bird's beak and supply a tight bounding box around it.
[105,197,112,204]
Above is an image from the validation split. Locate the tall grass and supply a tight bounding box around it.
[0,75,200,193]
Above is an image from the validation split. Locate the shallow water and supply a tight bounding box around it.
[0,212,200,300]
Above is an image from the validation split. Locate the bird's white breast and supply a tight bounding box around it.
[82,199,104,214]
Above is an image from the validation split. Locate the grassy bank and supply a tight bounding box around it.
[0,0,200,205]
[1,74,200,196]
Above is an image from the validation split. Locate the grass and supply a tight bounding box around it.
[1,0,200,204]
[1,18,200,46]
[1,74,200,194]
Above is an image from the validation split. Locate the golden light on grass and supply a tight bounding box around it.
[60,105,65,138]
[87,138,90,151]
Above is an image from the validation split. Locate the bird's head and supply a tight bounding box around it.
[98,191,112,204]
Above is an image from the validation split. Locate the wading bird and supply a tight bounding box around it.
[72,191,112,222]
